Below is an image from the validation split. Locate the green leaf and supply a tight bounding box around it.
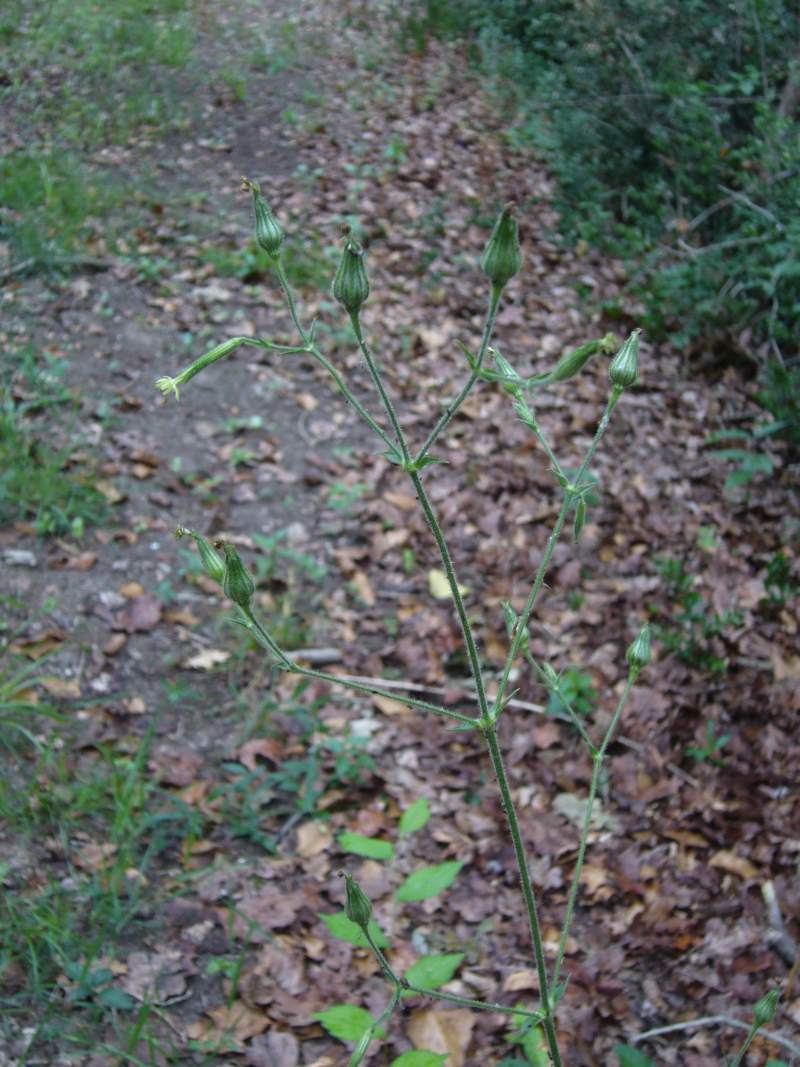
[318,911,389,948]
[395,861,463,902]
[314,1004,375,1043]
[338,832,394,860]
[519,1025,549,1067]
[403,953,464,994]
[391,1052,449,1067]
[96,986,137,1010]
[399,797,431,837]
[614,1045,657,1067]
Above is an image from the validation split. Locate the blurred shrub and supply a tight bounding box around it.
[398,0,800,443]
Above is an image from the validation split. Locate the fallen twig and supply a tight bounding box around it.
[763,880,799,966]
[633,1014,800,1059]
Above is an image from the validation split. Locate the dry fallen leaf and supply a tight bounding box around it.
[503,968,538,993]
[9,630,66,659]
[407,1009,475,1067]
[709,849,759,880]
[204,1000,269,1044]
[371,694,413,717]
[295,821,332,858]
[119,581,144,598]
[39,676,81,699]
[184,648,230,670]
[428,568,469,601]
[351,569,376,606]
[237,738,283,771]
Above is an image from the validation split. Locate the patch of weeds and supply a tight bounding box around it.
[545,666,597,720]
[216,65,248,102]
[247,17,299,71]
[0,150,128,269]
[2,0,194,148]
[755,358,800,451]
[200,237,336,290]
[215,681,376,849]
[652,556,742,674]
[0,344,107,535]
[686,718,731,767]
[705,427,775,494]
[0,720,202,1061]
[762,551,799,607]
[0,654,62,750]
[327,480,369,512]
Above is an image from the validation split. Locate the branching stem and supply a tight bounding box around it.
[417,285,501,461]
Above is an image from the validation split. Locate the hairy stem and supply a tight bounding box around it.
[309,347,396,452]
[410,470,490,722]
[350,313,411,464]
[551,677,634,991]
[417,285,502,461]
[274,258,312,346]
[283,662,477,727]
[483,725,563,1067]
[493,394,620,720]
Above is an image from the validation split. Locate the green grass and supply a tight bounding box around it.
[0,345,107,536]
[0,150,128,271]
[0,0,199,275]
[1,0,193,149]
[199,235,338,290]
[0,706,209,1062]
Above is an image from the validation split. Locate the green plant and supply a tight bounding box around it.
[0,718,205,1064]
[0,346,107,535]
[327,480,370,512]
[154,184,780,1065]
[652,555,742,673]
[396,1,800,363]
[755,358,800,450]
[686,717,731,766]
[544,666,597,720]
[0,655,62,749]
[706,427,775,493]
[214,681,376,849]
[763,551,799,606]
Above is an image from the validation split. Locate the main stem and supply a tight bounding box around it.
[409,471,491,721]
[483,725,563,1067]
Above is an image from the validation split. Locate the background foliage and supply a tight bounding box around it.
[399,0,800,443]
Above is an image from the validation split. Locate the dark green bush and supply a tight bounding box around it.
[399,0,800,441]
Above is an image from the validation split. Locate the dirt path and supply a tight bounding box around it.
[2,3,799,1065]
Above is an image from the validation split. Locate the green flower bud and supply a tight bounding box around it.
[573,497,587,542]
[545,339,603,383]
[609,330,641,391]
[332,228,370,315]
[344,874,373,929]
[626,624,652,676]
[753,988,780,1027]
[481,203,522,290]
[222,543,255,610]
[493,348,523,395]
[176,527,225,583]
[242,177,284,258]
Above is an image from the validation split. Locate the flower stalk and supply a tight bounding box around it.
[155,188,651,1067]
